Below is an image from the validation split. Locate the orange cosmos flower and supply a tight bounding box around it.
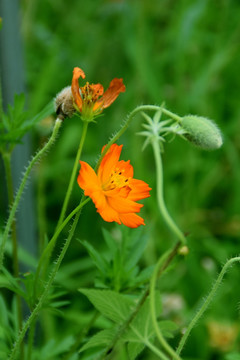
[77,144,151,228]
[71,67,125,122]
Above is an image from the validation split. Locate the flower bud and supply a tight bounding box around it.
[54,86,75,120]
[181,115,223,150]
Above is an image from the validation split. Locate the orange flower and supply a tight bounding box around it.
[77,144,151,228]
[71,67,125,121]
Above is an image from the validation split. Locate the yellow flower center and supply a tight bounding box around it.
[102,167,130,191]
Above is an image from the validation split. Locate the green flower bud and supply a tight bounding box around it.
[181,115,223,150]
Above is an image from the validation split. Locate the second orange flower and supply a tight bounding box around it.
[71,67,125,122]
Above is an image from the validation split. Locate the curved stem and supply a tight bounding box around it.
[150,252,182,360]
[56,121,88,228]
[176,256,240,355]
[0,118,62,271]
[95,105,162,172]
[151,138,186,245]
[8,202,86,360]
[161,108,182,123]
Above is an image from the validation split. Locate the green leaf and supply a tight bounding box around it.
[0,97,55,147]
[39,336,75,358]
[102,228,118,256]
[23,100,55,129]
[79,289,135,324]
[0,268,25,298]
[79,328,116,353]
[123,295,162,342]
[158,320,179,338]
[80,240,109,274]
[127,342,145,360]
[7,93,28,128]
[125,230,148,271]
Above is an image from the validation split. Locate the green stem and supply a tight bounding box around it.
[2,151,24,360]
[161,108,182,123]
[0,118,62,270]
[95,104,181,174]
[56,121,88,229]
[99,242,181,360]
[95,105,162,172]
[34,197,90,298]
[8,200,87,360]
[176,256,240,356]
[26,317,36,360]
[2,152,19,278]
[151,138,186,245]
[150,252,182,360]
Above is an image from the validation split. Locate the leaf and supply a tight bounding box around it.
[0,268,25,298]
[123,294,162,342]
[0,96,55,147]
[80,240,109,274]
[158,320,179,338]
[102,228,118,256]
[39,336,75,358]
[79,328,116,353]
[23,100,55,129]
[127,342,145,360]
[125,230,148,272]
[79,289,135,324]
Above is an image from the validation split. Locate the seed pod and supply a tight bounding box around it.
[181,115,223,150]
[54,86,75,120]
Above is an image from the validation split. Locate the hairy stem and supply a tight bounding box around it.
[151,138,186,245]
[150,252,182,360]
[2,151,24,359]
[34,197,90,298]
[95,105,162,172]
[8,202,86,360]
[2,152,19,277]
[56,121,88,228]
[0,118,62,270]
[176,256,240,355]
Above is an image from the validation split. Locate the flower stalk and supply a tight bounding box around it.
[56,121,88,229]
[151,138,186,245]
[176,256,240,355]
[150,251,182,360]
[0,118,62,271]
[8,198,89,360]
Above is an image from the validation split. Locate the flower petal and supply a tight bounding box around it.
[97,199,121,224]
[119,213,145,228]
[95,78,125,109]
[98,144,123,184]
[71,67,85,111]
[107,195,143,214]
[128,179,152,201]
[77,161,101,194]
[89,190,107,213]
[117,160,134,178]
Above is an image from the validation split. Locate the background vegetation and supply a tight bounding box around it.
[1,0,240,359]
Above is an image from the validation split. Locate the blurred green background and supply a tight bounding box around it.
[1,0,240,359]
